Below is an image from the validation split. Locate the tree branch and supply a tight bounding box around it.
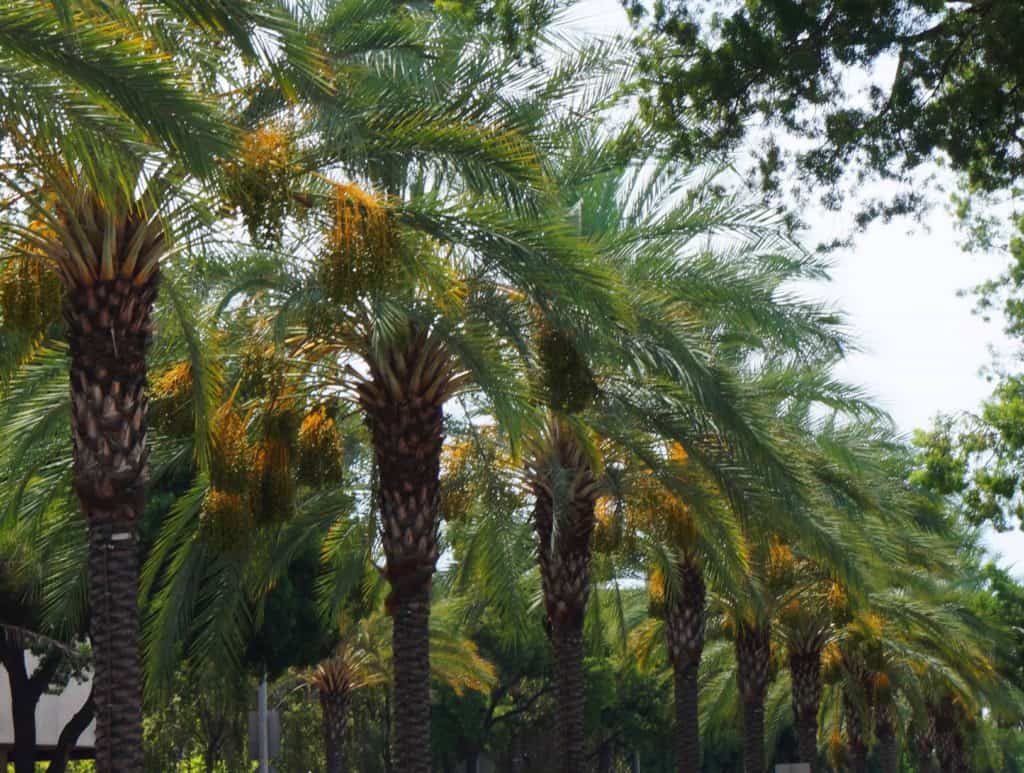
[47,689,95,773]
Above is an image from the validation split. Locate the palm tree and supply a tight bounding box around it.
[303,609,495,773]
[524,415,602,768]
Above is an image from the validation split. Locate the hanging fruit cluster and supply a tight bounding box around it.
[318,182,400,305]
[297,404,345,486]
[237,342,289,402]
[150,361,193,436]
[0,253,62,336]
[222,124,298,245]
[438,439,474,524]
[251,405,299,526]
[647,566,667,620]
[535,319,598,415]
[202,407,256,551]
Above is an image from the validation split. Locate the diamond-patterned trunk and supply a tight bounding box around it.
[842,687,869,773]
[666,559,706,773]
[875,700,897,773]
[911,719,937,772]
[735,622,771,773]
[528,420,600,773]
[789,646,823,772]
[320,688,350,773]
[933,696,969,772]
[357,329,451,773]
[57,195,163,773]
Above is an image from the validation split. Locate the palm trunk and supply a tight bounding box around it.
[788,647,822,772]
[553,624,586,770]
[672,662,699,773]
[735,622,771,773]
[933,696,968,773]
[358,328,450,773]
[843,689,868,773]
[911,721,936,773]
[320,689,350,773]
[666,559,705,773]
[528,418,599,773]
[58,192,162,773]
[875,702,897,773]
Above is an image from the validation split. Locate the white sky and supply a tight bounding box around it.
[564,0,1024,577]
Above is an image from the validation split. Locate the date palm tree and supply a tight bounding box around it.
[304,607,495,773]
[210,12,630,767]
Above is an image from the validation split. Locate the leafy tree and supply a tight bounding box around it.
[628,0,1024,223]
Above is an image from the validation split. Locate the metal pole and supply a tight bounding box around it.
[257,676,269,773]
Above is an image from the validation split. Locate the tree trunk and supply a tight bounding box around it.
[673,661,699,773]
[509,731,525,773]
[875,702,897,773]
[61,195,161,773]
[321,689,350,773]
[933,696,968,773]
[911,723,936,773]
[735,622,771,773]
[391,586,432,773]
[48,690,95,773]
[629,749,641,773]
[359,329,450,773]
[528,418,599,773]
[597,740,614,773]
[86,522,143,773]
[666,559,705,773]
[5,649,37,773]
[843,689,868,773]
[789,647,822,772]
[464,749,480,773]
[742,699,765,773]
[553,624,586,772]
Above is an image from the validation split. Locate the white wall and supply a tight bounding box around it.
[0,652,95,748]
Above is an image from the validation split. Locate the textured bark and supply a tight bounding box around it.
[391,586,432,773]
[528,419,600,773]
[3,646,37,773]
[875,702,898,773]
[666,560,705,773]
[320,689,350,773]
[911,722,937,773]
[789,647,822,772]
[553,625,586,772]
[843,689,869,773]
[673,662,700,773]
[735,622,771,773]
[597,740,614,773]
[61,196,161,773]
[358,329,451,773]
[509,732,525,773]
[933,696,969,773]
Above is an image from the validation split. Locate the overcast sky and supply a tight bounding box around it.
[564,0,1024,577]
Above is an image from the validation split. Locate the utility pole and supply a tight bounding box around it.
[257,675,270,773]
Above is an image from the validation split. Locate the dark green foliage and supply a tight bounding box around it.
[630,0,1024,219]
